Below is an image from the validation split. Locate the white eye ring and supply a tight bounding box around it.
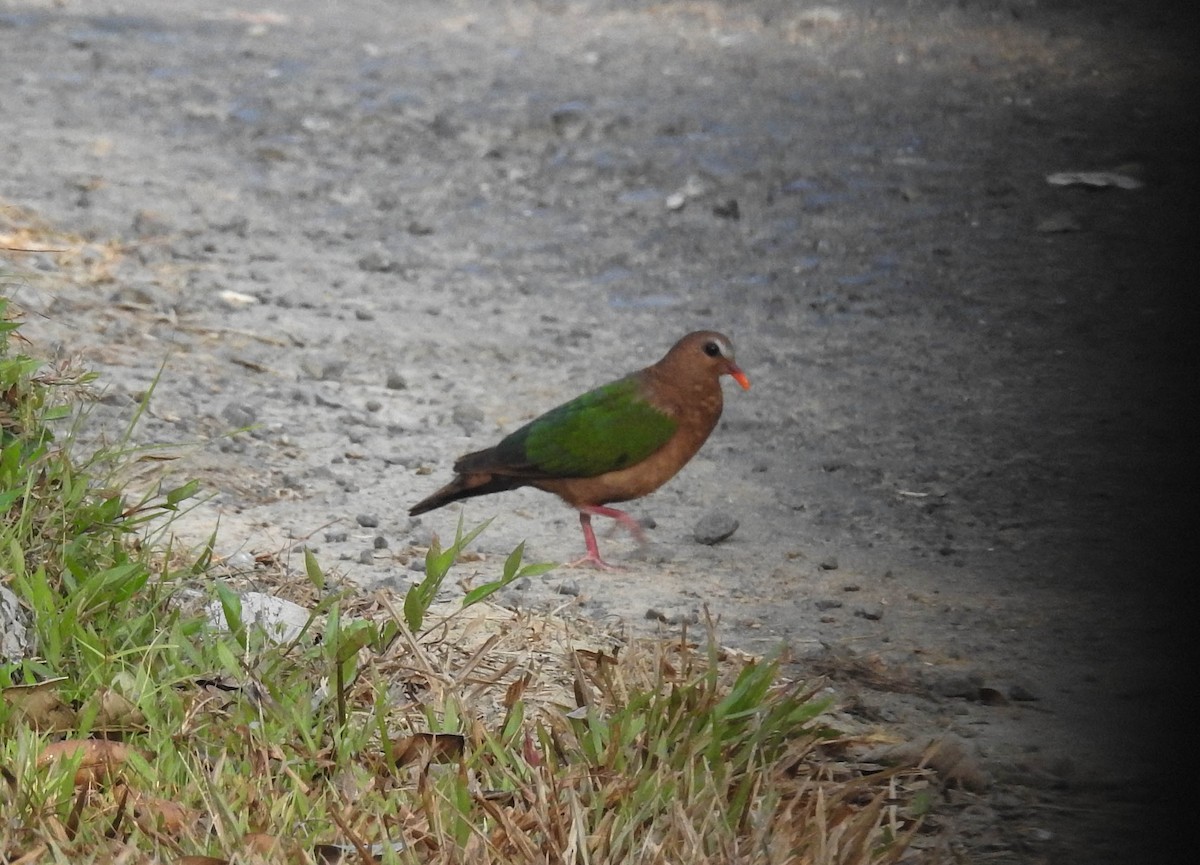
[704,337,732,359]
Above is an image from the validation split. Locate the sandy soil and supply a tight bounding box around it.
[2,0,1193,861]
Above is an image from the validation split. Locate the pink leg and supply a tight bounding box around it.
[566,506,645,569]
[583,505,646,544]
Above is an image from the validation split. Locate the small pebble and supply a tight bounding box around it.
[819,556,839,570]
[550,101,589,138]
[98,389,135,406]
[385,371,408,390]
[110,284,160,306]
[302,358,347,381]
[1036,211,1082,233]
[325,531,349,543]
[712,198,740,220]
[356,514,380,528]
[373,536,388,550]
[453,404,486,435]
[131,209,171,237]
[926,671,985,700]
[357,250,396,272]
[854,604,884,621]
[358,549,374,565]
[224,550,256,571]
[645,607,697,625]
[1009,682,1040,702]
[693,511,739,545]
[978,686,1009,706]
[221,403,257,428]
[555,580,580,596]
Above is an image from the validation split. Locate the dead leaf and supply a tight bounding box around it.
[132,791,195,836]
[3,678,78,732]
[522,730,542,767]
[88,688,147,731]
[37,740,133,786]
[503,673,530,708]
[243,832,282,855]
[391,732,465,767]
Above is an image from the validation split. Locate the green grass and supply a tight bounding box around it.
[0,262,929,864]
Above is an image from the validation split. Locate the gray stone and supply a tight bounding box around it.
[1,585,34,662]
[452,403,486,435]
[221,402,257,428]
[357,249,397,272]
[205,591,312,645]
[693,511,739,545]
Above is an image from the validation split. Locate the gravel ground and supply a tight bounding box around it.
[2,0,1194,861]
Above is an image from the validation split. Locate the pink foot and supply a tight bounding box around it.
[565,551,623,571]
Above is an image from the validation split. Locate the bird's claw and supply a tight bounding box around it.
[566,554,625,571]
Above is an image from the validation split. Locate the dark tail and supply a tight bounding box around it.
[409,473,525,516]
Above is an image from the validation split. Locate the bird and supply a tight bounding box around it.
[409,331,750,568]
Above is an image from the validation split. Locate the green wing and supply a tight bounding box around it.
[491,375,676,478]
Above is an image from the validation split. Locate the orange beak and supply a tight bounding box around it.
[727,363,751,390]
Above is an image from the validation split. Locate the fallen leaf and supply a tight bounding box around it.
[132,791,196,835]
[88,688,147,731]
[37,740,134,786]
[503,674,530,708]
[3,678,77,731]
[391,732,465,767]
[243,832,282,855]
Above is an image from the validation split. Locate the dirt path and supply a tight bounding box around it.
[3,1,1193,860]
